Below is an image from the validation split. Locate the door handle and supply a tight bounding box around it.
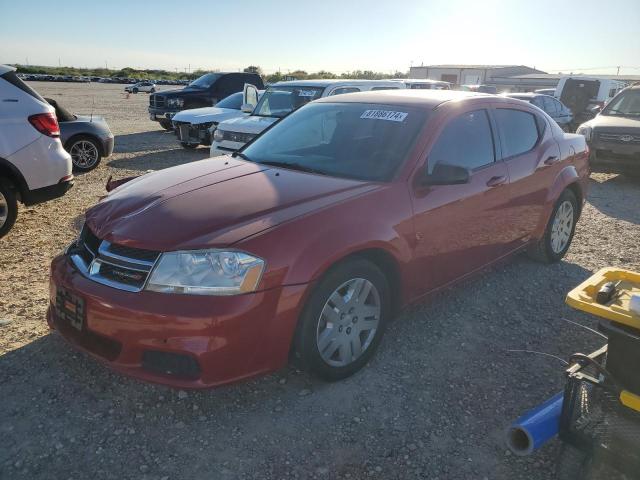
[544,156,560,166]
[486,175,507,187]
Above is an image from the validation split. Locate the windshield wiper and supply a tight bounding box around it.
[258,160,325,175]
[231,151,252,161]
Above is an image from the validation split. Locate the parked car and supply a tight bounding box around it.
[45,98,114,172]
[210,79,405,156]
[576,83,640,175]
[0,65,73,238]
[393,79,451,90]
[149,72,264,130]
[49,90,588,387]
[504,93,574,131]
[555,76,626,124]
[460,84,498,94]
[534,88,556,96]
[171,88,263,149]
[125,81,156,94]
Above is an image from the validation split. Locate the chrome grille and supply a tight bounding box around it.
[68,226,160,292]
[149,95,165,108]
[598,133,640,144]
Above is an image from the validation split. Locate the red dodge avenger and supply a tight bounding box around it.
[49,90,589,388]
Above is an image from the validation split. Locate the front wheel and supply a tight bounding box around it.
[68,136,102,172]
[0,179,18,239]
[158,119,173,130]
[294,259,390,381]
[149,88,155,93]
[529,189,578,263]
[132,87,138,94]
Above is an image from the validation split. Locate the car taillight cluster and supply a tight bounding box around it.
[28,112,60,137]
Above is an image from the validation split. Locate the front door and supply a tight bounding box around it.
[408,108,512,298]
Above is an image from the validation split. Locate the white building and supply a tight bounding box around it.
[408,64,545,86]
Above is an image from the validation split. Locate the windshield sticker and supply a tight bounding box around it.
[360,110,408,122]
[297,90,318,97]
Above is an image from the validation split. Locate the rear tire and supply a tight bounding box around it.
[294,258,390,381]
[158,119,173,131]
[149,87,155,93]
[528,189,578,263]
[132,87,139,94]
[67,135,102,172]
[0,179,18,239]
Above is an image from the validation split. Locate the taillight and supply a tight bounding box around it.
[28,112,60,137]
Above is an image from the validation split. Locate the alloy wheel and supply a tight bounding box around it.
[0,190,7,229]
[316,278,381,367]
[70,140,99,169]
[550,200,574,254]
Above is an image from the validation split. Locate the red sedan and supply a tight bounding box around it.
[48,90,589,388]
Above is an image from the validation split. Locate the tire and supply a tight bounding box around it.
[294,258,391,381]
[149,88,155,93]
[158,119,173,131]
[0,179,18,239]
[529,189,578,263]
[132,87,138,94]
[180,142,198,149]
[67,135,102,172]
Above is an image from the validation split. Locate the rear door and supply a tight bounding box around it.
[409,108,512,296]
[493,105,560,248]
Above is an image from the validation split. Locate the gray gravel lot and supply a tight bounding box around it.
[1,82,639,479]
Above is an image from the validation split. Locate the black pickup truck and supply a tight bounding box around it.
[149,72,264,130]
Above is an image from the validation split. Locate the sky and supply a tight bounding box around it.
[1,0,639,76]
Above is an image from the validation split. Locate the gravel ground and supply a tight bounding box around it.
[1,82,639,480]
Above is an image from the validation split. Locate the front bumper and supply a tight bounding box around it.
[48,255,306,388]
[174,122,213,146]
[590,140,640,174]
[148,107,180,122]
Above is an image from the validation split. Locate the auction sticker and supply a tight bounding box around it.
[360,110,408,122]
[297,90,318,97]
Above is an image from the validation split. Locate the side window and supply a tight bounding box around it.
[494,109,540,158]
[329,87,360,96]
[542,96,558,114]
[428,110,495,173]
[371,86,399,90]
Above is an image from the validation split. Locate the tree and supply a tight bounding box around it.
[244,65,263,75]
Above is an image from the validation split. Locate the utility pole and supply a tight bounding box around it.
[58,57,61,67]
[617,66,621,76]
[105,60,108,70]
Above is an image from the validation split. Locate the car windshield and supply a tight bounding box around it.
[252,86,324,118]
[242,102,428,182]
[602,90,640,117]
[215,92,243,110]
[189,73,222,89]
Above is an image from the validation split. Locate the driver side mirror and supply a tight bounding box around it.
[590,104,603,115]
[241,103,254,113]
[422,163,470,186]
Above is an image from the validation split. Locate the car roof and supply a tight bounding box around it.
[505,93,537,98]
[0,64,17,75]
[313,89,490,109]
[271,79,402,88]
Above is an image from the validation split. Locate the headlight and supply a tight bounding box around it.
[213,129,224,142]
[167,98,184,108]
[146,250,265,295]
[576,124,592,141]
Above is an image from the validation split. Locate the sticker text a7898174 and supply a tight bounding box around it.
[360,110,408,122]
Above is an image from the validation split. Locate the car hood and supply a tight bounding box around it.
[85,157,377,251]
[217,115,278,135]
[172,107,244,125]
[155,86,205,98]
[590,114,640,133]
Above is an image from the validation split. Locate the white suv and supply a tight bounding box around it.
[0,65,73,238]
[210,79,405,156]
[124,81,156,94]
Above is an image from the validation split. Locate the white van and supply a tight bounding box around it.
[554,76,627,121]
[0,65,73,238]
[210,79,404,156]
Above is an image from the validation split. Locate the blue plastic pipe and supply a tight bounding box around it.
[506,392,563,456]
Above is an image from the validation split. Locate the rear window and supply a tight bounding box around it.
[2,71,45,102]
[494,109,540,158]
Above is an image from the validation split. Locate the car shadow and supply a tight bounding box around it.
[587,174,640,225]
[113,130,184,154]
[107,148,210,171]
